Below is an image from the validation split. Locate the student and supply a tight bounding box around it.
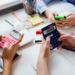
[2,34,24,75]
[35,0,75,26]
[37,30,75,75]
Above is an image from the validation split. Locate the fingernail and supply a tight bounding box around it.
[46,37,50,40]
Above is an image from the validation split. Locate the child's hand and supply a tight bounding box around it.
[57,30,75,49]
[2,34,24,63]
[0,35,6,41]
[38,37,50,62]
[55,13,75,27]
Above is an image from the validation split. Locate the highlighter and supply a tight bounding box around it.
[54,16,66,20]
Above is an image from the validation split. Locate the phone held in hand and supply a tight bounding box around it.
[41,23,62,50]
[0,51,21,73]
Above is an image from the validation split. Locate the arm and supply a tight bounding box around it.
[2,34,24,75]
[37,60,49,75]
[2,60,12,75]
[37,37,50,75]
[35,0,48,14]
[35,0,58,23]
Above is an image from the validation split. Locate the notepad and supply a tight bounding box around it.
[29,16,44,26]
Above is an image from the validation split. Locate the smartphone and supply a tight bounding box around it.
[0,51,21,73]
[12,51,22,63]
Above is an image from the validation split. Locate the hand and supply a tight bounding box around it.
[55,13,75,27]
[57,30,75,49]
[38,37,50,62]
[2,34,24,62]
[36,37,50,75]
[44,10,58,23]
[0,35,6,41]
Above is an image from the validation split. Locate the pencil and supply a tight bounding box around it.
[5,19,14,27]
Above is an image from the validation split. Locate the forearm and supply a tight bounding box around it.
[37,59,49,75]
[2,60,12,75]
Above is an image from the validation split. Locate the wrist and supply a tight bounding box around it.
[44,10,51,18]
[2,59,12,75]
[37,58,47,65]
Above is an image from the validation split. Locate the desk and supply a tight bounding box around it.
[0,1,75,75]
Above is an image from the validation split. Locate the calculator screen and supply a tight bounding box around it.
[10,30,21,40]
[43,24,56,36]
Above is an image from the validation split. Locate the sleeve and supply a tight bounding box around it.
[35,0,48,14]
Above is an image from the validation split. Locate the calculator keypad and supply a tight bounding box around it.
[49,31,62,50]
[0,35,17,48]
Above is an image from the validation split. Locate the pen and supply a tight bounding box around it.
[13,12,20,21]
[5,19,14,27]
[35,40,42,44]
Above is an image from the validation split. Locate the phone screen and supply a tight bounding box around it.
[13,53,19,61]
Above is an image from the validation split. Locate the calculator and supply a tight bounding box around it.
[41,23,62,50]
[0,30,21,48]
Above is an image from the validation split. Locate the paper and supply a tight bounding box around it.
[29,16,44,26]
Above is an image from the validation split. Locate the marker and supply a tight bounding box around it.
[54,16,66,20]
[13,12,20,21]
[5,19,14,27]
[35,40,42,44]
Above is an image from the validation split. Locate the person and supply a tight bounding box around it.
[36,30,75,75]
[35,0,75,27]
[1,34,24,75]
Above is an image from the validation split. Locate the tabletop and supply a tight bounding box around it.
[0,1,75,75]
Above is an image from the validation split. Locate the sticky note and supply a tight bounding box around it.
[17,25,20,27]
[29,16,44,26]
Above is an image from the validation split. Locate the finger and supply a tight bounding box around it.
[57,30,66,35]
[2,42,8,57]
[46,37,50,45]
[56,23,70,27]
[58,35,70,41]
[53,12,58,16]
[49,14,55,23]
[66,13,73,17]
[41,37,45,44]
[14,34,24,46]
[59,19,67,22]
[4,42,8,49]
[55,20,65,24]
[3,36,6,38]
[57,43,63,50]
[12,45,20,58]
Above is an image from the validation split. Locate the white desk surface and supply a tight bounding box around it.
[0,2,75,75]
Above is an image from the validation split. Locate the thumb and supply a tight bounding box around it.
[3,42,8,49]
[53,12,58,16]
[58,35,70,41]
[46,37,50,45]
[66,13,73,17]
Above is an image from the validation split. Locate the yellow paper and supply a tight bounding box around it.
[29,16,44,26]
